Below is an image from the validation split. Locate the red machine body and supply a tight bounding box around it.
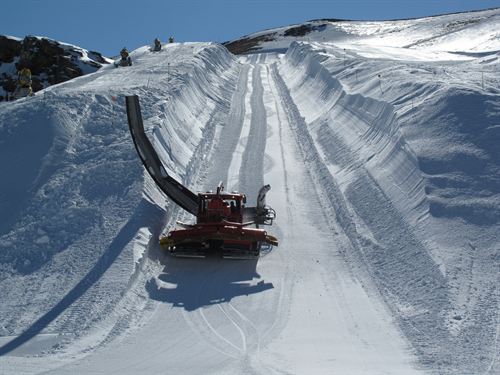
[126,95,277,259]
[160,184,278,258]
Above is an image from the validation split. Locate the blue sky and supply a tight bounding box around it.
[2,0,499,56]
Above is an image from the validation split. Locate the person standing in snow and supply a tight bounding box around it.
[168,36,174,43]
[153,38,162,51]
[12,67,33,99]
[115,47,132,67]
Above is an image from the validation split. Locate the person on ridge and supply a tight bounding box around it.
[12,67,33,99]
[168,36,174,43]
[153,38,162,51]
[115,47,132,67]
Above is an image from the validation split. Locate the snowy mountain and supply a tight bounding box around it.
[0,8,499,375]
[0,35,112,101]
[224,7,500,54]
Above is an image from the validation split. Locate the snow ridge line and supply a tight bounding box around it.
[282,42,427,223]
[146,44,239,178]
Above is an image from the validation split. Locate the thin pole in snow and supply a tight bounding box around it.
[111,95,117,126]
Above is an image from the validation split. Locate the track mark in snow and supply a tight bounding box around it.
[198,305,245,355]
[256,59,420,374]
[227,65,254,192]
[195,264,248,357]
[265,63,295,222]
[239,64,267,202]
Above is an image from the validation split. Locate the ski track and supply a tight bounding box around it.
[226,63,254,192]
[238,61,266,201]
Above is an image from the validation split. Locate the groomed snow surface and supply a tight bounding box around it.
[0,8,499,375]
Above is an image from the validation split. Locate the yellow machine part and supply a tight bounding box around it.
[159,236,175,248]
[265,234,279,246]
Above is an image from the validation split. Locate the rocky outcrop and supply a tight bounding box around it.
[0,35,111,100]
[0,36,21,64]
[223,33,278,55]
[223,19,346,55]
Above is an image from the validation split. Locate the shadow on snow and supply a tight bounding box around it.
[146,253,274,311]
[0,198,164,357]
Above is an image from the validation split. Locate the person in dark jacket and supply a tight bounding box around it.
[153,38,162,51]
[115,47,132,67]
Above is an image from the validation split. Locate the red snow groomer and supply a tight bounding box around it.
[160,182,277,258]
[125,95,278,258]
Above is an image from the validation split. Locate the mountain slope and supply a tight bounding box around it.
[224,7,500,54]
[0,8,499,375]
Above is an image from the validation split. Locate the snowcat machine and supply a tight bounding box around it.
[125,95,278,258]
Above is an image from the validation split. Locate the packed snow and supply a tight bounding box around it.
[0,8,499,375]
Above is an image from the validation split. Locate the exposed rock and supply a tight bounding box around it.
[0,36,21,63]
[0,35,111,101]
[223,18,346,55]
[223,33,277,55]
[283,23,326,37]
